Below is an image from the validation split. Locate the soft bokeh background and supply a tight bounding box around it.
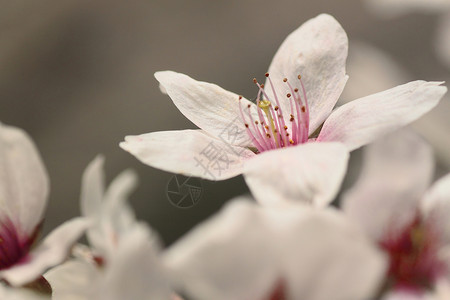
[1,0,448,246]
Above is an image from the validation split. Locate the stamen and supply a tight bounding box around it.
[238,97,265,152]
[239,73,311,152]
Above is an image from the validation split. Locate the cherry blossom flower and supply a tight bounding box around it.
[0,123,88,288]
[342,128,450,298]
[45,156,171,300]
[163,198,386,300]
[120,14,446,207]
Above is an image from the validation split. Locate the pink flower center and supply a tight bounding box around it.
[239,73,310,153]
[0,218,37,270]
[380,214,446,291]
[264,280,286,300]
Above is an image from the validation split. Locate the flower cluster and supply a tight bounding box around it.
[0,13,448,300]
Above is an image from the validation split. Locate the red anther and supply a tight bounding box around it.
[265,72,269,77]
[245,124,249,128]
[255,120,259,124]
[286,93,291,98]
[284,126,288,130]
[297,74,302,79]
[247,104,251,108]
[294,88,299,92]
[283,78,287,82]
[261,84,265,88]
[253,78,257,84]
[301,106,306,113]
[239,95,243,100]
[274,106,279,111]
[266,133,271,138]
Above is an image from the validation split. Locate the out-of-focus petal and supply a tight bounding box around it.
[341,41,410,104]
[45,259,97,300]
[1,218,89,286]
[244,143,349,207]
[317,81,447,151]
[0,123,49,237]
[155,71,254,147]
[381,289,435,300]
[81,155,138,257]
[102,169,138,238]
[421,174,450,243]
[265,14,348,135]
[341,41,450,168]
[411,96,450,169]
[164,199,280,300]
[435,13,450,69]
[342,129,434,241]
[283,208,386,300]
[365,0,450,18]
[91,223,171,300]
[120,129,255,180]
[164,198,386,300]
[0,283,49,300]
[80,155,105,220]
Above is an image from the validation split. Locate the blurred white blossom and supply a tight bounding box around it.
[0,123,88,288]
[364,0,450,69]
[45,157,171,300]
[163,198,386,300]
[343,128,450,298]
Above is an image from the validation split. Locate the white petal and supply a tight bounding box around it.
[434,278,450,300]
[80,155,105,221]
[164,199,280,300]
[341,41,410,104]
[164,198,386,300]
[120,129,255,180]
[1,218,89,286]
[80,156,109,254]
[103,169,138,211]
[99,169,139,260]
[265,14,348,134]
[0,283,49,300]
[0,123,49,237]
[81,155,138,257]
[342,129,434,241]
[243,142,349,207]
[317,81,447,151]
[103,169,138,236]
[421,174,450,243]
[91,223,170,300]
[283,208,386,300]
[381,290,435,300]
[435,13,450,69]
[155,71,254,147]
[365,0,450,18]
[45,259,97,300]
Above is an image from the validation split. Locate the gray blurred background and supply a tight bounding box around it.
[1,0,448,246]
